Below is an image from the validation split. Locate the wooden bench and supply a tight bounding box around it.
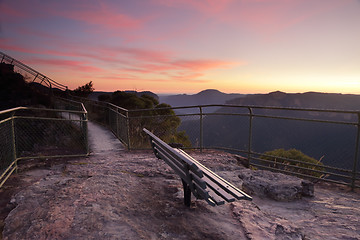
[143,128,252,207]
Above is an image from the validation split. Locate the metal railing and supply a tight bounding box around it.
[77,98,130,148]
[0,100,89,187]
[0,51,68,92]
[78,98,360,189]
[2,51,357,189]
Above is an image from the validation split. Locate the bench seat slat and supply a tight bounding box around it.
[188,178,226,206]
[176,149,252,200]
[202,175,236,202]
[206,187,226,205]
[200,166,246,200]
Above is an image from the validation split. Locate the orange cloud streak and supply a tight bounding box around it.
[25,58,103,72]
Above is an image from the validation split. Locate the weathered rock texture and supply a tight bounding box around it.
[1,122,360,239]
[238,168,314,201]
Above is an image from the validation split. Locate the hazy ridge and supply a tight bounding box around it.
[178,90,360,173]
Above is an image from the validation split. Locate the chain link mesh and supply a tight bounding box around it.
[1,105,88,186]
[0,118,15,172]
[73,98,360,187]
[15,117,87,158]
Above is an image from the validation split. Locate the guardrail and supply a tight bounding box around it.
[0,101,89,188]
[78,98,360,190]
[0,51,68,92]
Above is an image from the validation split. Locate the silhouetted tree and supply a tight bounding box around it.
[72,81,94,97]
[0,63,51,110]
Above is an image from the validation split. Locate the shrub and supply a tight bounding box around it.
[261,148,325,178]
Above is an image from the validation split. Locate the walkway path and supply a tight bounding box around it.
[87,121,125,153]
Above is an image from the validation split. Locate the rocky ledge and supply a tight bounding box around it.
[1,150,360,240]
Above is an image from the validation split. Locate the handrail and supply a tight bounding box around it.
[79,98,360,189]
[0,51,68,91]
[0,106,86,115]
[127,103,360,115]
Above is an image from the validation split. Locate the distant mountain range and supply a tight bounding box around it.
[160,89,245,107]
[226,91,360,111]
[179,91,360,175]
[89,89,246,114]
[159,89,245,114]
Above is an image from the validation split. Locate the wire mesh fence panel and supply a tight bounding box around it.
[202,114,250,150]
[15,117,87,158]
[178,114,201,148]
[116,112,129,146]
[0,119,15,173]
[250,112,359,185]
[85,101,109,125]
[108,108,118,136]
[54,98,83,111]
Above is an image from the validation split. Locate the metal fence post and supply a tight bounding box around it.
[351,113,360,190]
[116,108,119,138]
[126,111,131,150]
[247,107,253,166]
[83,112,89,155]
[11,113,17,171]
[108,106,111,128]
[199,106,203,152]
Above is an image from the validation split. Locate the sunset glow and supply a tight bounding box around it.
[0,0,359,94]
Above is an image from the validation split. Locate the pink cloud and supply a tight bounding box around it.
[172,59,241,71]
[1,36,242,86]
[117,57,241,84]
[98,74,138,80]
[117,47,172,62]
[0,3,27,18]
[25,58,103,72]
[154,0,350,38]
[120,58,241,76]
[1,1,145,33]
[16,28,60,41]
[154,0,235,15]
[0,40,37,54]
[57,3,143,31]
[235,0,352,38]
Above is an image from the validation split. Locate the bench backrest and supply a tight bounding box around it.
[143,128,210,199]
[144,128,252,206]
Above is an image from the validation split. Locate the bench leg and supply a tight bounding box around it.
[182,179,191,207]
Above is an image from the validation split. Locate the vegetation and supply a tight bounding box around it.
[97,91,192,148]
[0,63,52,110]
[72,81,94,97]
[260,148,325,178]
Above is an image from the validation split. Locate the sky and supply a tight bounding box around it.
[0,0,359,94]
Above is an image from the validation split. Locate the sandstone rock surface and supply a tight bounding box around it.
[1,122,359,239]
[238,168,314,201]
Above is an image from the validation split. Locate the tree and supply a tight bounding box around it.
[0,63,51,110]
[73,81,94,97]
[97,91,191,148]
